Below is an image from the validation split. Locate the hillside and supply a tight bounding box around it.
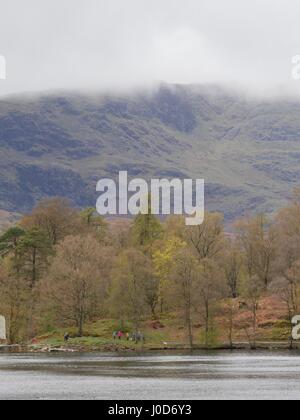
[0,84,300,223]
[31,295,292,352]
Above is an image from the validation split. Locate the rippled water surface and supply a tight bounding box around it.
[0,351,300,400]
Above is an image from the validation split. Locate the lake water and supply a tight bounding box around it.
[0,351,300,400]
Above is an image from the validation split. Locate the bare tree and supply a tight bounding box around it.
[236,214,276,289]
[45,235,113,336]
[222,239,242,298]
[271,261,300,349]
[243,275,264,349]
[109,249,152,330]
[185,212,224,261]
[171,248,197,348]
[224,299,239,349]
[21,198,79,246]
[195,258,226,347]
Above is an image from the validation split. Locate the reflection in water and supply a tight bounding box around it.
[0,351,300,400]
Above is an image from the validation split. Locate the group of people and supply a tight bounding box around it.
[62,330,145,344]
[113,330,145,343]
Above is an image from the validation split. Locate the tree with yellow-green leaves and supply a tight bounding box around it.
[153,236,186,314]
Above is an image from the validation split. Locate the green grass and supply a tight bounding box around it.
[34,318,177,351]
[33,310,295,351]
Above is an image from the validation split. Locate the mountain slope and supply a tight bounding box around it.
[0,84,300,223]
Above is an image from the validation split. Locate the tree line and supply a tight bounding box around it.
[1,191,300,348]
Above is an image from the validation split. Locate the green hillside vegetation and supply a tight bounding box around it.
[1,85,300,222]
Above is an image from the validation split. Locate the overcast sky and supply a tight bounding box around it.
[0,0,300,97]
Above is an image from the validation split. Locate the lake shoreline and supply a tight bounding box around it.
[1,341,300,354]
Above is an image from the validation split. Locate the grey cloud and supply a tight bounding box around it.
[0,0,299,96]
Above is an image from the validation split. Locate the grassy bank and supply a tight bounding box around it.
[28,297,300,353]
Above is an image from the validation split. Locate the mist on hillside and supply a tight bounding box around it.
[0,0,300,98]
